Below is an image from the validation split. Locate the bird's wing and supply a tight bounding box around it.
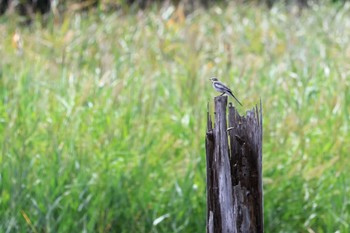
[213,82,231,92]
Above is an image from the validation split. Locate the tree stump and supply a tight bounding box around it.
[206,96,263,233]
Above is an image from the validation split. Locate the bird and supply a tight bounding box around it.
[210,77,243,106]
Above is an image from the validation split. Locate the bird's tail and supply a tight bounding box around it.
[228,91,243,106]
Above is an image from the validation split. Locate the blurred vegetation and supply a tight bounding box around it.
[1,1,350,233]
[0,0,316,18]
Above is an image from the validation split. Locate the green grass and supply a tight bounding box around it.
[1,3,350,232]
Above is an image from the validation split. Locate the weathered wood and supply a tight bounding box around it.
[206,96,263,233]
[206,103,214,233]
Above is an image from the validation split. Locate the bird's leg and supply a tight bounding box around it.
[220,93,225,96]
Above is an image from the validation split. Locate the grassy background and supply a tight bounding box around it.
[1,3,350,232]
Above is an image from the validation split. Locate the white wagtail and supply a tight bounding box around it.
[210,77,243,106]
